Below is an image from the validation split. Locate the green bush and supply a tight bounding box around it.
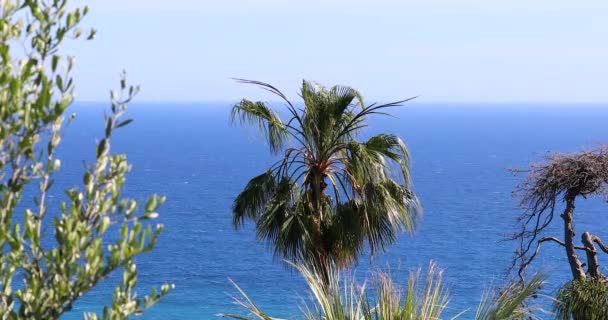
[555,279,608,320]
[0,1,171,319]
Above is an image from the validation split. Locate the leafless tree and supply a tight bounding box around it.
[512,146,608,282]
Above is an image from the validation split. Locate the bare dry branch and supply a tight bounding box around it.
[512,146,608,279]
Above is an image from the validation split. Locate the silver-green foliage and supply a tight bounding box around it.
[475,274,545,320]
[219,262,449,320]
[0,1,171,319]
[220,262,544,320]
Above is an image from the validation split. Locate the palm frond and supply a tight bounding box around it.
[554,278,608,320]
[295,262,357,320]
[224,263,548,320]
[232,78,300,119]
[255,177,307,262]
[323,201,365,266]
[327,85,365,119]
[360,180,421,255]
[231,99,288,153]
[332,96,418,147]
[345,141,389,186]
[217,279,287,320]
[224,261,450,320]
[233,170,277,228]
[231,79,419,275]
[475,273,545,320]
[364,134,412,185]
[374,261,450,320]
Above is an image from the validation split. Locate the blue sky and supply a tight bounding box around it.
[70,0,608,103]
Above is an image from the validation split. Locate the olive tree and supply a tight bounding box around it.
[0,0,171,319]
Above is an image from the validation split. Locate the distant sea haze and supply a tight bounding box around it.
[58,103,608,319]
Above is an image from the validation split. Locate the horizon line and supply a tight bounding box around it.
[73,100,608,105]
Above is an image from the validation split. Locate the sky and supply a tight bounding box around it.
[68,0,608,103]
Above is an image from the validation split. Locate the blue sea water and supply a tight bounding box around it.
[49,103,608,319]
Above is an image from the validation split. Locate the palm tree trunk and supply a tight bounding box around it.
[310,172,330,285]
[563,195,586,281]
[311,220,330,285]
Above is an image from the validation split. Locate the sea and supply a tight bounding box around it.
[46,102,608,319]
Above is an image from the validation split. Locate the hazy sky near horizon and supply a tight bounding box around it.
[69,0,608,103]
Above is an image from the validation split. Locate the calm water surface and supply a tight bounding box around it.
[53,103,608,319]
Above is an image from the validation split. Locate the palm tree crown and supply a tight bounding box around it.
[231,79,421,273]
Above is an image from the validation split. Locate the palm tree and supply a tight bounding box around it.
[231,79,421,279]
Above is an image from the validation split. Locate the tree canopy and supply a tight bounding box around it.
[0,1,170,318]
[231,79,421,276]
